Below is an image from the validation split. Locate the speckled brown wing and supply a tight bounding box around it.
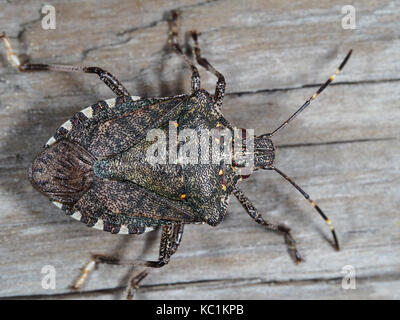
[29,94,204,234]
[66,175,202,234]
[66,95,188,158]
[30,138,202,235]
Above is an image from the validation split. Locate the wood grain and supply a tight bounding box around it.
[0,0,399,299]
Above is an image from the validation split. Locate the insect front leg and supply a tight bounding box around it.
[233,186,303,263]
[168,11,200,92]
[72,223,185,299]
[190,31,226,109]
[0,32,130,97]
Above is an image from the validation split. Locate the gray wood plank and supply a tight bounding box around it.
[0,0,399,299]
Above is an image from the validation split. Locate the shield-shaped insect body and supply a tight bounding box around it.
[28,91,258,233]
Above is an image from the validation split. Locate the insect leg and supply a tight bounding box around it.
[190,31,226,109]
[72,223,185,298]
[0,32,130,97]
[233,186,303,263]
[126,269,149,299]
[126,223,184,299]
[168,11,200,92]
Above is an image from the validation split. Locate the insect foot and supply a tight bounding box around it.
[0,32,23,70]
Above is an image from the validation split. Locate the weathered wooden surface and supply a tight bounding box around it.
[0,0,399,300]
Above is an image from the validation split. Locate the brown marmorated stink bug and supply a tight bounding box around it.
[1,11,351,299]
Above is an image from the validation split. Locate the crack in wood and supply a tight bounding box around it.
[225,78,400,97]
[4,272,399,299]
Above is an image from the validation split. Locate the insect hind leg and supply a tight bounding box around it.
[72,223,184,299]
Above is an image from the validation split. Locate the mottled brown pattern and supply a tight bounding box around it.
[67,96,187,158]
[98,137,187,201]
[72,175,201,231]
[28,139,95,205]
[177,90,240,226]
